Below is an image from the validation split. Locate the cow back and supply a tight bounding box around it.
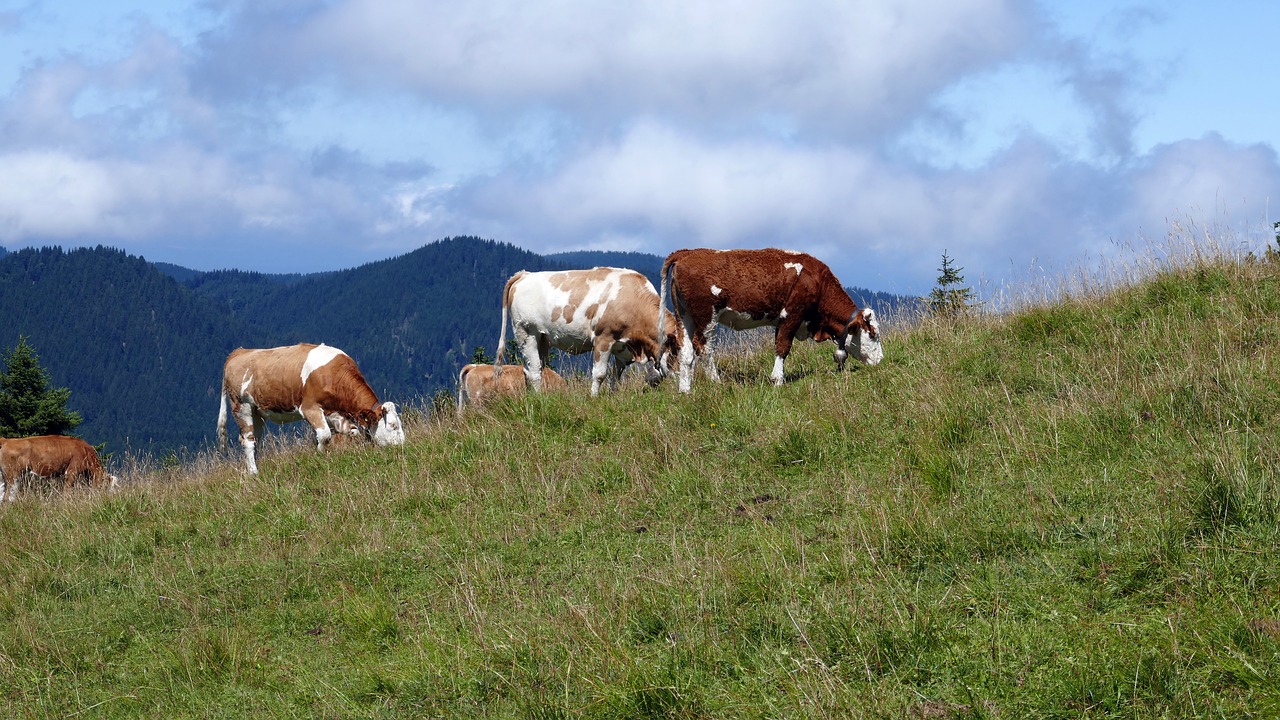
[0,435,106,482]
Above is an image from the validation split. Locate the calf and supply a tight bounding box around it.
[456,364,566,415]
[658,248,882,392]
[0,435,118,501]
[217,343,405,474]
[494,268,680,396]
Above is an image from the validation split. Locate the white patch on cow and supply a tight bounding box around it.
[314,424,334,448]
[374,402,405,447]
[779,309,788,319]
[858,308,884,366]
[239,375,253,396]
[301,344,346,385]
[711,284,722,296]
[770,355,786,385]
[784,262,803,275]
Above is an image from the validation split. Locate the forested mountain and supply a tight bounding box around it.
[0,238,915,456]
[0,246,253,455]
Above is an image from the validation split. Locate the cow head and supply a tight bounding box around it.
[647,311,684,385]
[348,402,406,447]
[371,401,406,447]
[835,308,883,368]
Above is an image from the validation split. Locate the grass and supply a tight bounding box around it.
[2,244,1280,717]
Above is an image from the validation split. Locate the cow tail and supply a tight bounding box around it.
[657,256,677,340]
[494,271,524,376]
[217,387,229,448]
[457,365,471,415]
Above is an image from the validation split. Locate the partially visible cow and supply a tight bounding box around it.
[456,364,566,415]
[658,248,883,392]
[494,268,681,396]
[217,343,405,474]
[0,435,118,502]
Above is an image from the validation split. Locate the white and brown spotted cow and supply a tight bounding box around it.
[0,435,118,501]
[217,343,405,474]
[658,248,883,392]
[456,364,566,415]
[494,268,680,396]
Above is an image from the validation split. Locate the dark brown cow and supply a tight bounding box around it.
[456,364,566,415]
[494,267,681,396]
[658,248,883,392]
[0,435,118,501]
[217,343,405,474]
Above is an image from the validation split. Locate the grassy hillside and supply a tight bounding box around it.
[1,251,1278,717]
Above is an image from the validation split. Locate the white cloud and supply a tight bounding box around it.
[1,0,1278,287]
[205,0,1037,137]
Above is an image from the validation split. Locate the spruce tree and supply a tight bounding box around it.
[928,251,976,318]
[0,337,83,437]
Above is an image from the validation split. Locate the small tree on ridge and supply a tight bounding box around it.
[0,336,83,437]
[928,250,977,318]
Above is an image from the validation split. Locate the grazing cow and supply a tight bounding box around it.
[0,435,118,502]
[217,343,405,474]
[658,248,883,392]
[456,364,566,415]
[495,268,681,396]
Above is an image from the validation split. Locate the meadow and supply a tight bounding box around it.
[1,239,1278,717]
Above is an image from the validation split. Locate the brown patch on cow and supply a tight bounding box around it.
[458,364,566,411]
[548,267,614,326]
[663,247,861,366]
[499,267,683,395]
[0,435,113,492]
[222,344,382,428]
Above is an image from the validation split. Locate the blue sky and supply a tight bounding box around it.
[1,1,1277,295]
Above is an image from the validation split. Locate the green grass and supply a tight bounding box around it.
[3,253,1280,717]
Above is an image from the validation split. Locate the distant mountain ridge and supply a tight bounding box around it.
[0,238,916,455]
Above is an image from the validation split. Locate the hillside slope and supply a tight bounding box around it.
[1,252,1277,716]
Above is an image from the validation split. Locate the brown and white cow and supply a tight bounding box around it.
[494,268,680,396]
[217,343,405,474]
[456,364,566,415]
[0,435,119,501]
[658,248,883,392]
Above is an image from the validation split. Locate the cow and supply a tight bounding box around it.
[456,364,567,415]
[494,267,681,396]
[658,248,883,392]
[217,343,405,475]
[0,435,118,502]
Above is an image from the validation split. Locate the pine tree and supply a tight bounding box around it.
[928,251,976,318]
[0,337,83,437]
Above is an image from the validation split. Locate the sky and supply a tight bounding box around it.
[1,1,1278,296]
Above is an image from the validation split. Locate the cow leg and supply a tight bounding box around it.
[771,314,805,386]
[703,316,722,382]
[232,404,262,474]
[302,405,333,449]
[675,306,703,393]
[589,341,612,396]
[516,328,545,392]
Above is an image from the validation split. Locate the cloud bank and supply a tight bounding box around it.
[0,0,1277,291]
